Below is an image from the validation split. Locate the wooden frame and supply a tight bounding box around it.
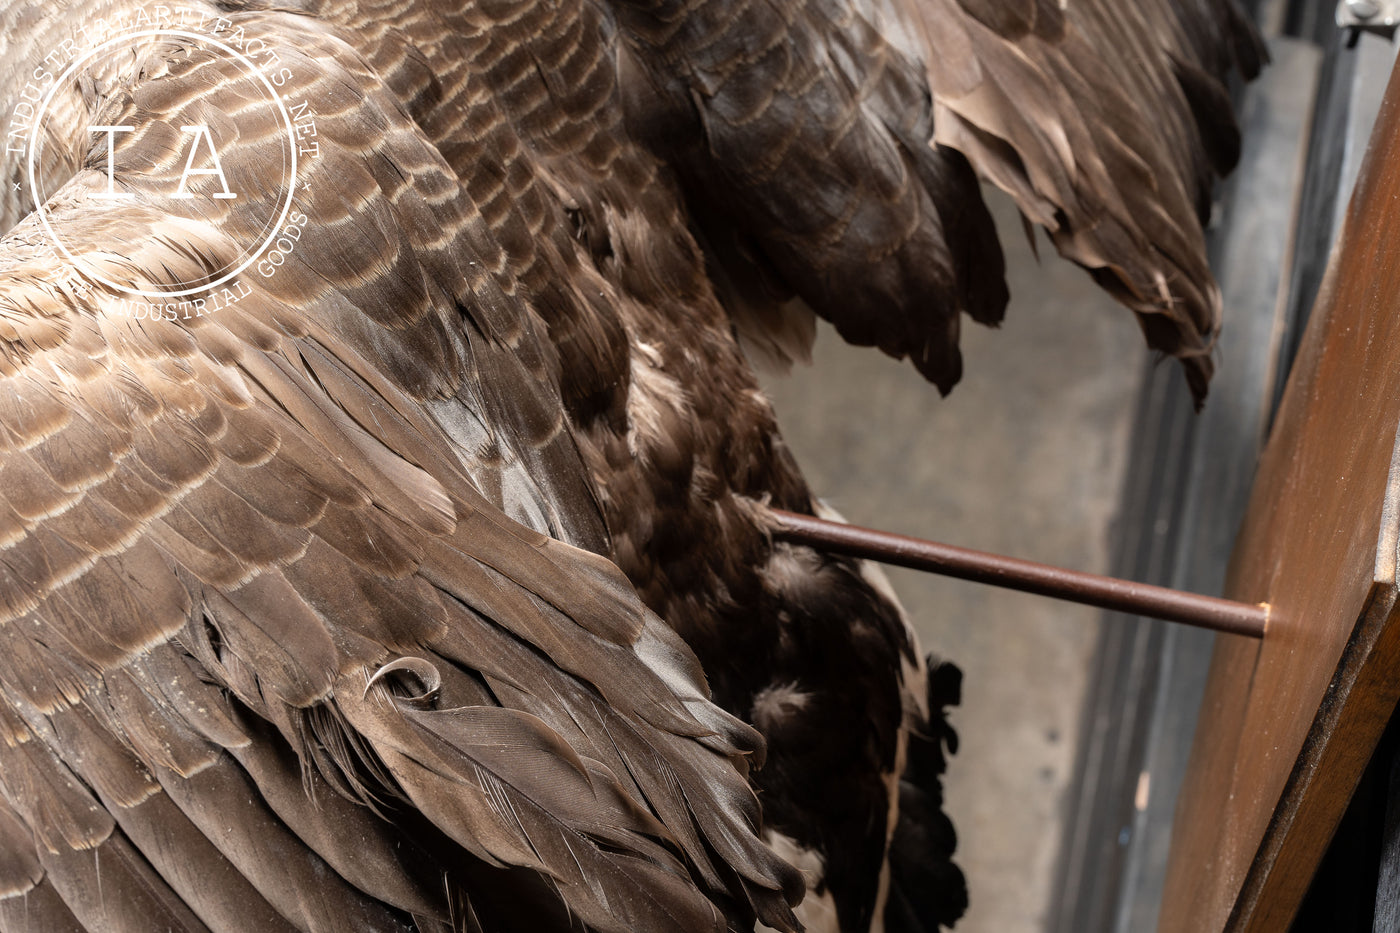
[1161,53,1400,933]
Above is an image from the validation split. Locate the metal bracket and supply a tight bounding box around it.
[1338,0,1400,40]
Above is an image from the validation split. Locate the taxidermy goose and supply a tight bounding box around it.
[0,0,1260,932]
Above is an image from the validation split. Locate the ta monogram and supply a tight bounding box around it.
[90,124,237,200]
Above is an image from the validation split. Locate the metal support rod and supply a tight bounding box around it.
[769,510,1268,639]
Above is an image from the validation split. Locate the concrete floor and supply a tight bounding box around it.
[759,192,1151,933]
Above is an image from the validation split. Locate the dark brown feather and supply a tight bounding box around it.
[0,8,804,932]
[0,0,1263,931]
[908,0,1264,401]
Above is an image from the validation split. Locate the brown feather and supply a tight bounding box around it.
[0,8,805,932]
[0,0,1263,930]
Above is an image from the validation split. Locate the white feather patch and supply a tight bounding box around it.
[758,831,841,933]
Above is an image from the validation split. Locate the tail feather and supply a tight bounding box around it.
[885,657,967,932]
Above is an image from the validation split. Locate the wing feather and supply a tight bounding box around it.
[613,0,1262,401]
[911,0,1265,400]
[0,8,802,932]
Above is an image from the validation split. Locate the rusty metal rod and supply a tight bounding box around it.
[769,510,1268,639]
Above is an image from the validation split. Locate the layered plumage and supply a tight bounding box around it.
[613,0,1263,401]
[909,0,1265,400]
[0,0,1259,931]
[0,10,804,932]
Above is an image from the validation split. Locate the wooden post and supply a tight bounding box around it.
[1160,54,1400,933]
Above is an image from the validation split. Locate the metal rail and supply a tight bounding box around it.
[769,510,1268,638]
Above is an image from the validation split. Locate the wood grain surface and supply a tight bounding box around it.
[1161,56,1400,933]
